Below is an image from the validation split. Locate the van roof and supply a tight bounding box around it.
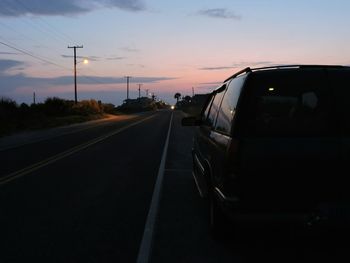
[223,65,350,83]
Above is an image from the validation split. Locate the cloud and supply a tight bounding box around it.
[106,56,125,60]
[120,47,140,52]
[198,8,241,20]
[0,0,146,17]
[127,64,145,68]
[0,59,25,74]
[199,66,233,71]
[199,61,277,71]
[0,73,175,94]
[101,0,145,12]
[61,55,101,61]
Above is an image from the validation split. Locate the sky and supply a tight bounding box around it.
[0,0,350,106]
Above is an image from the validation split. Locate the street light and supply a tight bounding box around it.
[72,58,89,103]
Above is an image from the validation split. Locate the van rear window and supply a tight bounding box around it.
[239,70,332,137]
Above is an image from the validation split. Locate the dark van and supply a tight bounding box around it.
[182,65,350,235]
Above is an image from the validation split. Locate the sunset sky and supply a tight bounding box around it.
[1,0,350,105]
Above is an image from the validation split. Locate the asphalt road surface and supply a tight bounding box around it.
[0,111,170,262]
[0,110,349,263]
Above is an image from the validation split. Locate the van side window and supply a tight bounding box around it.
[202,95,214,122]
[215,76,246,135]
[206,86,225,127]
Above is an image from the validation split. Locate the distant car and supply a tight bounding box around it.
[182,65,350,236]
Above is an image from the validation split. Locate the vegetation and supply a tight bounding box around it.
[115,97,170,113]
[0,97,116,136]
[174,92,181,103]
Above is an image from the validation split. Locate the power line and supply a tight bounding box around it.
[0,1,74,65]
[0,39,69,70]
[0,20,39,44]
[0,20,73,67]
[2,0,73,46]
[0,39,106,86]
[0,1,118,89]
[13,0,78,45]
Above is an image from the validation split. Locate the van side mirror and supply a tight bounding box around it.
[182,116,201,126]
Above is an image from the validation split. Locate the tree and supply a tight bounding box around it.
[174,92,181,103]
[182,95,191,103]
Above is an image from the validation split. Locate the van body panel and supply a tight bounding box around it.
[187,65,350,226]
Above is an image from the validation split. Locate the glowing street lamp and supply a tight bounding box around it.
[70,58,89,104]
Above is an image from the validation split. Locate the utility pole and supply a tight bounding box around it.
[192,87,195,97]
[33,92,36,104]
[137,84,143,99]
[125,76,132,100]
[145,89,149,97]
[68,45,83,104]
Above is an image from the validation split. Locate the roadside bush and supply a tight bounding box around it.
[0,97,18,121]
[72,99,102,115]
[101,103,115,114]
[0,96,117,136]
[43,97,74,116]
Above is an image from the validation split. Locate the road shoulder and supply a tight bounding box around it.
[151,111,237,262]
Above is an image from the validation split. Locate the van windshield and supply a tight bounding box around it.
[239,69,332,137]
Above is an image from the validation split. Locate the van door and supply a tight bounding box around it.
[209,76,246,195]
[194,86,226,179]
[192,93,215,195]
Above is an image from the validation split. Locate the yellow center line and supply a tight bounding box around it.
[0,115,156,186]
[0,115,139,152]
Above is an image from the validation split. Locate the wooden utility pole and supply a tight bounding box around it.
[68,45,83,104]
[137,84,143,99]
[125,76,132,100]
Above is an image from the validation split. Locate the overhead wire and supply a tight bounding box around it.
[2,0,72,46]
[13,0,79,45]
[0,0,72,63]
[0,39,70,70]
[0,1,114,86]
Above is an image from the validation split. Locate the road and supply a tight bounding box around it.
[0,110,349,263]
[0,111,170,262]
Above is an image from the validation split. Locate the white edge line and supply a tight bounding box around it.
[136,112,173,263]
